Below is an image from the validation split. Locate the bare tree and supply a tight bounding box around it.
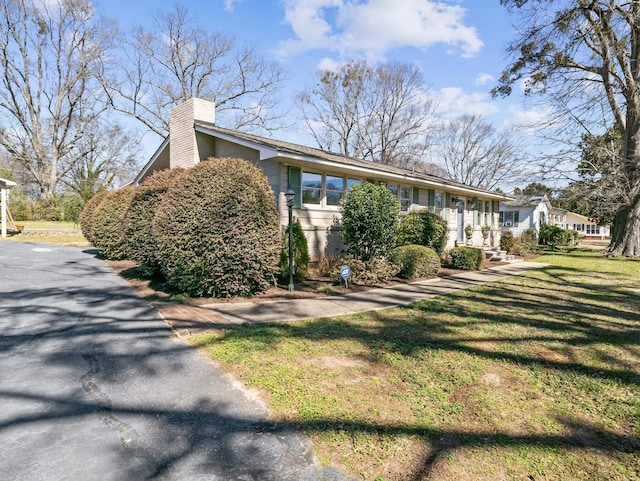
[101,5,286,137]
[60,121,141,201]
[297,60,437,169]
[430,115,527,190]
[0,0,111,199]
[494,0,640,257]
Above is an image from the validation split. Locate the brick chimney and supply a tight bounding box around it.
[169,98,216,169]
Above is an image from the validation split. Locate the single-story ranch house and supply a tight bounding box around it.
[134,99,512,260]
[499,194,552,236]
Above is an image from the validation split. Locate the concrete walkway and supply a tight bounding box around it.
[157,262,548,333]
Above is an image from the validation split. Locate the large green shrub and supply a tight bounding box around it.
[500,230,514,252]
[329,256,400,286]
[279,219,310,283]
[7,190,31,221]
[90,187,136,259]
[397,210,448,255]
[124,169,184,273]
[340,182,400,261]
[390,244,440,279]
[152,158,280,298]
[539,224,572,247]
[449,246,486,270]
[79,189,110,246]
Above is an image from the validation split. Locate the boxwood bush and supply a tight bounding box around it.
[329,256,400,286]
[539,223,572,247]
[390,244,440,279]
[124,168,184,273]
[151,158,280,297]
[449,246,486,270]
[89,187,136,260]
[396,210,449,255]
[79,189,109,246]
[279,219,310,283]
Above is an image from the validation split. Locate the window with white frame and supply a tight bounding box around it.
[500,211,519,227]
[302,172,322,204]
[483,201,490,226]
[586,225,600,235]
[400,186,411,212]
[434,192,443,215]
[573,223,585,232]
[325,175,345,206]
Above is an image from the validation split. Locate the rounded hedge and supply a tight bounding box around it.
[397,210,449,255]
[79,189,109,246]
[123,168,184,273]
[449,246,486,270]
[151,158,280,297]
[390,244,441,279]
[329,256,400,286]
[90,186,136,260]
[499,230,514,253]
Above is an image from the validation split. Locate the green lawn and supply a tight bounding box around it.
[192,248,640,480]
[2,220,88,246]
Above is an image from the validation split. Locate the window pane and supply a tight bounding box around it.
[302,188,321,204]
[325,175,345,191]
[387,184,398,196]
[302,172,322,188]
[347,178,361,190]
[434,192,443,209]
[400,186,411,212]
[326,191,343,206]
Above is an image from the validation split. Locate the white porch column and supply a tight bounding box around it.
[0,178,17,238]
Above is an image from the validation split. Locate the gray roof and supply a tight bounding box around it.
[194,121,510,199]
[504,194,549,207]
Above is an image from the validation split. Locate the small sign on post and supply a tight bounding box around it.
[340,265,351,290]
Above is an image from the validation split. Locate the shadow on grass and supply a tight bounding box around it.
[196,253,640,478]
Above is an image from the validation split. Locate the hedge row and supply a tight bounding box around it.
[80,158,281,297]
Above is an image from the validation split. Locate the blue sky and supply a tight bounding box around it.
[96,0,544,160]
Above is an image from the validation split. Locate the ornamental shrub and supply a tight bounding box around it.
[397,210,448,255]
[279,219,310,283]
[390,244,440,279]
[340,182,400,261]
[123,168,184,273]
[449,246,485,270]
[329,256,400,286]
[151,158,280,298]
[79,189,109,245]
[499,230,514,253]
[90,187,136,260]
[539,224,572,247]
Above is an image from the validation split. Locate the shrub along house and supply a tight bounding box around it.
[134,98,511,260]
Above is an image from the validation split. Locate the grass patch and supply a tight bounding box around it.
[2,220,89,246]
[192,247,640,480]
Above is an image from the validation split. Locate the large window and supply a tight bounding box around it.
[302,172,322,204]
[434,192,443,215]
[483,201,491,226]
[586,224,600,235]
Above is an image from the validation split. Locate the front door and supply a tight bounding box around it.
[456,201,465,243]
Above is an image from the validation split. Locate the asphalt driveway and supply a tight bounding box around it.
[0,241,349,481]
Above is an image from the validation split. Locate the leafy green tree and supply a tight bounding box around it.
[340,182,400,261]
[279,219,310,283]
[494,1,640,257]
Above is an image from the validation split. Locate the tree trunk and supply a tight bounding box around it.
[607,189,640,257]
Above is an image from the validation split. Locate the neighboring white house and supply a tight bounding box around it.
[134,99,512,260]
[499,194,552,236]
[562,211,611,239]
[0,177,17,238]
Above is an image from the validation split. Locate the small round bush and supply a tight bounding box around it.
[279,219,310,283]
[539,224,572,247]
[90,187,136,260]
[152,158,280,298]
[79,189,109,245]
[397,210,448,255]
[500,230,514,253]
[124,168,184,273]
[341,182,400,261]
[329,256,400,285]
[449,246,486,270]
[390,245,440,279]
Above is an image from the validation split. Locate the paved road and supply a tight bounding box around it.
[0,241,349,481]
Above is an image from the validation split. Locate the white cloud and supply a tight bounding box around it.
[277,0,482,59]
[435,87,499,119]
[224,0,242,12]
[475,72,494,85]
